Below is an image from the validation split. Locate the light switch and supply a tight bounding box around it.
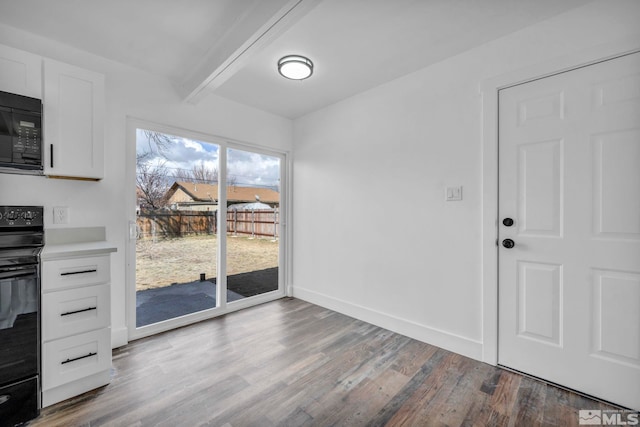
[445,186,463,201]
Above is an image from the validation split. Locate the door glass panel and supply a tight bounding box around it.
[226,148,280,302]
[135,128,221,327]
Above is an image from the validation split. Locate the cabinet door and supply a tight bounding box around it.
[42,284,110,341]
[42,328,111,391]
[42,254,110,291]
[43,59,105,180]
[0,44,42,98]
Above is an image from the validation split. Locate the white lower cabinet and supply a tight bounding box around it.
[42,284,110,340]
[41,255,110,292]
[41,254,112,407]
[42,329,111,403]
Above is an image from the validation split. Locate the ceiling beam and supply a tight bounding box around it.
[176,0,321,104]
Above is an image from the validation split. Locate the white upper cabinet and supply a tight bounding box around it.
[0,44,42,98]
[43,59,105,180]
[0,45,106,180]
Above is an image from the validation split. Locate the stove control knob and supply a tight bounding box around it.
[6,211,17,221]
[23,211,35,221]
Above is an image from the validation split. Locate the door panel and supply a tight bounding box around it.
[516,261,562,346]
[592,270,640,366]
[593,129,640,236]
[134,129,220,328]
[517,90,565,126]
[498,52,640,410]
[517,139,563,236]
[225,148,281,303]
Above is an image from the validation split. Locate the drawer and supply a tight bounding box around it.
[42,284,110,341]
[42,328,111,391]
[42,255,110,291]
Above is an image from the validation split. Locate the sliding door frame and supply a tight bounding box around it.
[125,117,289,341]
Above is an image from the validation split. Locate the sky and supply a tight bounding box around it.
[136,128,280,190]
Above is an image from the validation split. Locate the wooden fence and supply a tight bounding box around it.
[137,209,279,239]
[227,209,279,238]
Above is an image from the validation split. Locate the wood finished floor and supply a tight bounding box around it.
[30,298,617,427]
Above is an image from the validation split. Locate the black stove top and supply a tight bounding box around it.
[0,206,43,229]
[0,206,44,267]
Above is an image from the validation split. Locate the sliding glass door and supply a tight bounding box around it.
[134,128,221,327]
[225,148,281,303]
[128,120,286,339]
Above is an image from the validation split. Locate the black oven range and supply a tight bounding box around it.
[0,206,43,426]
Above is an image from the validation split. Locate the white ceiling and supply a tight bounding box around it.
[0,0,590,119]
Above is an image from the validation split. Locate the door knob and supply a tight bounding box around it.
[502,218,514,227]
[502,238,515,249]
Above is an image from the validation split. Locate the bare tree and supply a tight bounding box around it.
[143,130,173,157]
[173,161,219,184]
[172,166,193,183]
[137,161,170,210]
[136,149,153,167]
[192,161,218,184]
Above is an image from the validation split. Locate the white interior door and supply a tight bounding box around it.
[498,52,640,410]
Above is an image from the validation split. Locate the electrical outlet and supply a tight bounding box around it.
[53,206,69,224]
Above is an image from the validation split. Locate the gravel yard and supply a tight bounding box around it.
[136,235,278,291]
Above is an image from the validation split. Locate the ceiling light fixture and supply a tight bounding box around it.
[278,55,313,80]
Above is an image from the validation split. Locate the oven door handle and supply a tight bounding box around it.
[0,266,38,280]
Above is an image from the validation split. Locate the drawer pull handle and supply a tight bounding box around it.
[60,269,98,276]
[61,307,97,317]
[61,352,97,365]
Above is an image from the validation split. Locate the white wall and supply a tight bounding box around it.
[292,0,640,360]
[0,24,293,347]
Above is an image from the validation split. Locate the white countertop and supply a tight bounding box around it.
[41,240,117,260]
[42,226,117,260]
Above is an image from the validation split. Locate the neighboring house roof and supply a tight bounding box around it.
[166,181,280,204]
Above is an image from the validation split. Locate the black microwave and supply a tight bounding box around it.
[0,91,43,174]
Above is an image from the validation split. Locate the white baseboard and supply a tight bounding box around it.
[293,287,483,362]
[111,326,128,349]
